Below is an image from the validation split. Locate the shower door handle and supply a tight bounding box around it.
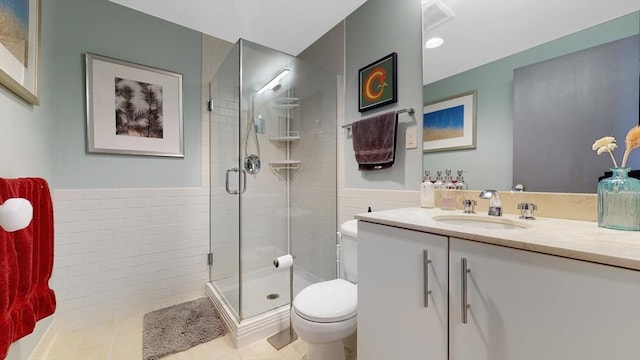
[241,169,247,194]
[226,168,248,194]
[225,168,240,195]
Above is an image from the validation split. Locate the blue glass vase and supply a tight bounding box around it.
[597,168,640,231]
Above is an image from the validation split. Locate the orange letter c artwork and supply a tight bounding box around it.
[363,67,388,102]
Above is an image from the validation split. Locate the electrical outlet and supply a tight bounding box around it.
[405,126,418,149]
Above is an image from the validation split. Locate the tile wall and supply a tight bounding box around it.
[52,188,209,332]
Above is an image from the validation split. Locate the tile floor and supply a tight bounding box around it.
[39,313,308,360]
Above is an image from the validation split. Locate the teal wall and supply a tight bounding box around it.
[4,1,202,357]
[423,12,640,191]
[344,0,424,190]
[0,1,56,180]
[48,0,202,189]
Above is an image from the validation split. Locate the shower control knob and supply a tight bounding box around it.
[244,155,261,174]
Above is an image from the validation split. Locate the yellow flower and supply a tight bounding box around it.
[621,125,640,168]
[593,126,640,169]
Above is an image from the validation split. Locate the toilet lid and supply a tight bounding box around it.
[294,279,357,323]
[340,219,358,238]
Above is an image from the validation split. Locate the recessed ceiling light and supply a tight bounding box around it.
[425,37,444,49]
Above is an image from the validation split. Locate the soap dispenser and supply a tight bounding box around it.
[454,170,468,210]
[455,169,468,190]
[440,169,457,210]
[433,170,444,190]
[420,170,435,208]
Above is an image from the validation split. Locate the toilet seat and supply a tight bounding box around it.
[293,279,357,323]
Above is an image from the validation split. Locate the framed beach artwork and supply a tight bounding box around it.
[358,52,397,112]
[0,0,40,104]
[85,53,184,157]
[423,90,477,153]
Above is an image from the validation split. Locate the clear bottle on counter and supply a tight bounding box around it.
[454,170,469,211]
[455,169,468,190]
[441,169,457,210]
[433,170,444,190]
[420,170,435,208]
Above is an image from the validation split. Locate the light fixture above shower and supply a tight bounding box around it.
[256,69,290,94]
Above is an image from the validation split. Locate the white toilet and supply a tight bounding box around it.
[291,219,358,360]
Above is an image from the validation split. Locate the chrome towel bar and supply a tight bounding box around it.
[341,107,415,130]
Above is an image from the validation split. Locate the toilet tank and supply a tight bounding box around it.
[339,220,358,283]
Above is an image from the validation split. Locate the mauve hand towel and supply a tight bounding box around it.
[351,111,398,170]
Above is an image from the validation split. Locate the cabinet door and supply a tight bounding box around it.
[358,222,448,360]
[450,237,640,360]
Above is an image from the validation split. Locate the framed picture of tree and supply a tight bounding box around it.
[85,53,184,157]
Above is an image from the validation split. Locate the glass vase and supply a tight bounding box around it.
[597,167,640,231]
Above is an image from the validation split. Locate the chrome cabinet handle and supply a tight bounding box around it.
[423,250,432,308]
[225,168,240,195]
[461,257,471,323]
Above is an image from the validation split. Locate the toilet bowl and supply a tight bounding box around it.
[291,220,358,360]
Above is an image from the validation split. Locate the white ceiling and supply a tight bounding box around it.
[108,0,367,56]
[107,0,638,84]
[423,0,640,84]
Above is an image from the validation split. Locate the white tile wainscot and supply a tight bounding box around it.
[53,187,209,333]
[356,207,640,360]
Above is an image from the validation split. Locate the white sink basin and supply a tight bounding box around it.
[432,215,530,230]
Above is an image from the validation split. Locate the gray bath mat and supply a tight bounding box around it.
[142,297,226,360]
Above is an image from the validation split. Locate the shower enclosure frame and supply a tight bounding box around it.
[206,39,338,348]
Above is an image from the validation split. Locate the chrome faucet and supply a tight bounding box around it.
[479,190,502,216]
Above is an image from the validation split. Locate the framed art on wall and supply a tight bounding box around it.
[85,53,184,157]
[358,52,397,112]
[423,90,477,153]
[0,0,41,105]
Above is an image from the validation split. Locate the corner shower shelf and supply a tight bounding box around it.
[269,160,301,171]
[270,131,300,142]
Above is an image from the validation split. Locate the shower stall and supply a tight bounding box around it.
[206,39,337,347]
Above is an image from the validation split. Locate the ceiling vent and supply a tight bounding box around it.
[422,0,455,32]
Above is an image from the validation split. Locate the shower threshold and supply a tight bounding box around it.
[206,281,290,348]
[206,266,318,348]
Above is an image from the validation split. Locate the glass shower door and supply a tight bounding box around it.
[209,43,241,319]
[238,41,295,319]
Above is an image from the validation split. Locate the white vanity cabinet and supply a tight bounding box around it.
[358,222,448,360]
[358,220,640,360]
[449,237,640,360]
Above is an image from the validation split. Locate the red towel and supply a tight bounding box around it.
[0,178,56,359]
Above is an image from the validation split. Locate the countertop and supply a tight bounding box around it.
[354,207,640,271]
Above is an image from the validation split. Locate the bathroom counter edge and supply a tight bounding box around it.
[354,207,640,271]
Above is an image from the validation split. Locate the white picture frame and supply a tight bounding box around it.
[423,90,477,153]
[85,53,184,157]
